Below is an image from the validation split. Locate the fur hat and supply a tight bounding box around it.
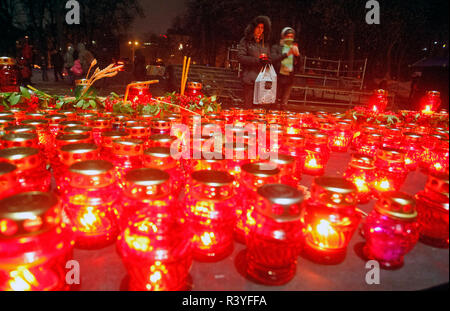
[281,27,295,38]
[244,15,272,43]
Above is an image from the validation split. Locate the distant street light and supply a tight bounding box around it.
[129,40,140,71]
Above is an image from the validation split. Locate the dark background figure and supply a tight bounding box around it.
[134,48,147,81]
[271,27,301,110]
[51,48,64,82]
[20,38,33,85]
[71,50,84,83]
[77,43,95,75]
[39,52,49,82]
[237,15,272,109]
[64,44,75,85]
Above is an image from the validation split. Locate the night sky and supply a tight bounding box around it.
[131,0,186,35]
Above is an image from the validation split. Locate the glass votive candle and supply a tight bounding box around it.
[234,162,280,244]
[401,132,423,171]
[246,184,304,285]
[356,132,383,157]
[151,118,171,135]
[415,173,449,248]
[109,139,144,188]
[279,134,306,170]
[0,162,18,199]
[0,192,74,291]
[148,134,178,149]
[4,124,36,135]
[328,122,353,152]
[0,147,51,193]
[303,132,330,176]
[20,119,51,152]
[362,191,419,269]
[382,127,403,151]
[343,154,376,204]
[372,147,408,194]
[88,117,111,145]
[143,146,185,197]
[301,176,360,264]
[61,160,121,249]
[100,130,129,159]
[270,153,301,188]
[183,170,235,261]
[53,142,99,194]
[44,114,67,137]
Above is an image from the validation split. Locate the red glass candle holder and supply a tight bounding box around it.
[401,132,423,171]
[303,132,329,176]
[148,134,178,149]
[246,184,304,285]
[234,162,280,244]
[427,137,449,175]
[368,89,388,113]
[186,151,226,177]
[0,147,51,193]
[119,168,174,228]
[109,139,144,188]
[63,126,93,140]
[61,160,121,249]
[53,143,99,194]
[88,117,111,145]
[126,123,151,147]
[224,142,250,188]
[151,118,171,135]
[416,173,449,248]
[373,147,408,194]
[284,116,302,135]
[382,127,403,151]
[344,154,376,204]
[301,177,360,264]
[111,114,130,131]
[0,57,19,92]
[185,82,203,98]
[362,191,419,269]
[420,90,442,115]
[51,133,92,165]
[21,119,52,152]
[143,146,185,197]
[0,192,74,291]
[280,134,306,171]
[329,122,353,152]
[44,114,67,137]
[183,170,236,261]
[270,153,301,188]
[0,162,18,199]
[100,130,129,159]
[128,83,152,105]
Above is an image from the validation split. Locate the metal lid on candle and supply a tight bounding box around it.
[376,147,405,163]
[0,146,39,160]
[270,153,294,166]
[60,142,97,153]
[313,176,358,206]
[187,81,202,90]
[102,130,129,139]
[144,146,171,158]
[349,154,375,170]
[60,120,84,128]
[4,124,36,134]
[0,192,62,239]
[69,159,113,176]
[403,132,423,142]
[44,114,67,124]
[55,133,91,146]
[375,191,417,220]
[125,168,169,186]
[64,125,92,134]
[0,117,16,125]
[0,162,16,176]
[2,132,37,142]
[149,134,177,144]
[0,112,14,118]
[21,119,49,128]
[257,184,304,222]
[192,170,234,187]
[242,162,280,177]
[75,78,89,86]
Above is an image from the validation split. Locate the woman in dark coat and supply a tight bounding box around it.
[271,27,301,110]
[237,15,272,109]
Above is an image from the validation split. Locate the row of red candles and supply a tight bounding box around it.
[0,107,448,291]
